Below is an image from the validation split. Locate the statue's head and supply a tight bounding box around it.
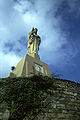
[35,28,38,32]
[33,28,38,35]
[31,27,38,34]
[32,27,34,31]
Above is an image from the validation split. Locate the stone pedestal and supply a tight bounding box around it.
[28,52,40,60]
[8,72,15,78]
[8,54,52,78]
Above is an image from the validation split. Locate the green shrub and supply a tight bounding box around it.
[1,75,54,120]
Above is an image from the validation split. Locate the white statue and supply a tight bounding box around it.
[28,28,41,54]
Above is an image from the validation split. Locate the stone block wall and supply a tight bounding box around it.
[33,79,80,120]
[0,78,80,120]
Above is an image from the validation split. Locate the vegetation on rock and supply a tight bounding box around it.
[0,74,54,120]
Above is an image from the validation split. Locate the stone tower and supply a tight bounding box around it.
[8,28,52,77]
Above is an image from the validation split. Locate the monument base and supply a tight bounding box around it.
[28,52,40,60]
[8,72,16,78]
[8,54,52,78]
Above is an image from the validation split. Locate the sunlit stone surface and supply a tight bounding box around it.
[8,28,52,77]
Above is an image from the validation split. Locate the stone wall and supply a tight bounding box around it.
[0,80,10,120]
[0,102,10,120]
[0,78,80,120]
[29,79,80,120]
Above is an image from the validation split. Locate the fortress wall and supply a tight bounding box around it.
[0,78,80,120]
[33,79,80,120]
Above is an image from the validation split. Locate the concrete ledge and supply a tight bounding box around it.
[8,72,16,78]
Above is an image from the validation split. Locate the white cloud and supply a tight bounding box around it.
[0,51,21,78]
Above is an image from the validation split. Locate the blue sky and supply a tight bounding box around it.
[0,0,80,83]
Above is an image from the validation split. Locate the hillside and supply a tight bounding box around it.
[0,75,80,120]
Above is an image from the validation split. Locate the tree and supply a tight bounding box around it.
[51,70,63,78]
[11,66,15,72]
